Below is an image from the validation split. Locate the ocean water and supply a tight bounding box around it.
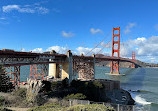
[19,66,158,111]
[95,66,158,111]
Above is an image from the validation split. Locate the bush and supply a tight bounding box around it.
[12,88,26,98]
[0,96,5,106]
[28,104,114,111]
[64,93,86,100]
[0,66,14,92]
[93,81,103,88]
[64,104,114,111]
[40,80,52,92]
[27,103,63,111]
[51,82,62,90]
[61,78,69,88]
[70,80,83,88]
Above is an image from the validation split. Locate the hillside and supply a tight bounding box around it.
[95,54,158,68]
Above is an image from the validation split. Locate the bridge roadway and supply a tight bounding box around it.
[0,50,136,67]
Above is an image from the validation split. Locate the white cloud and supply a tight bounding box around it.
[121,36,158,62]
[35,7,49,14]
[90,28,103,34]
[2,5,49,14]
[46,46,67,54]
[0,17,6,20]
[0,17,8,24]
[28,35,158,63]
[124,23,136,34]
[61,31,75,37]
[31,48,43,53]
[76,47,102,55]
[21,48,26,52]
[3,5,19,12]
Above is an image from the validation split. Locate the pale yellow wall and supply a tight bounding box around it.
[61,63,69,80]
[48,63,57,77]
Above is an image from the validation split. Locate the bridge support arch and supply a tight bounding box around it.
[29,64,47,80]
[61,50,73,83]
[5,66,20,87]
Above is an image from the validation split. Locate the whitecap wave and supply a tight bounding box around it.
[134,95,152,105]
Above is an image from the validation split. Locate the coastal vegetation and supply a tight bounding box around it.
[0,78,116,111]
[28,103,114,111]
[0,67,14,92]
[0,70,134,111]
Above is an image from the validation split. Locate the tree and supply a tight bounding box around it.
[0,67,14,92]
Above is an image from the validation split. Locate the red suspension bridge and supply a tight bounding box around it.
[0,27,137,87]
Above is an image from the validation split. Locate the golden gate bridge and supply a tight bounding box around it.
[0,27,137,87]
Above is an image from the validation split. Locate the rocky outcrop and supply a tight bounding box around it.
[105,89,135,105]
[88,79,135,105]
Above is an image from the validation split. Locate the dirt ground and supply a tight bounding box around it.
[6,107,30,111]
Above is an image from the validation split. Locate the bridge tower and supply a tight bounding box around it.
[131,51,135,68]
[111,27,120,74]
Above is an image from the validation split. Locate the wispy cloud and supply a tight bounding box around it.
[35,7,49,14]
[46,46,67,54]
[21,48,26,52]
[62,31,75,37]
[30,48,43,53]
[124,23,136,34]
[0,17,7,20]
[2,5,49,14]
[90,28,103,34]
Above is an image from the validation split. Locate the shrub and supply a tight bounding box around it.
[64,104,114,111]
[70,80,83,88]
[93,81,103,88]
[51,82,62,90]
[12,88,26,98]
[0,96,5,106]
[61,78,69,88]
[51,82,58,89]
[28,103,114,111]
[64,93,86,100]
[0,67,14,92]
[40,80,52,92]
[27,103,63,111]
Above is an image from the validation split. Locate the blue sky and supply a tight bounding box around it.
[0,0,158,63]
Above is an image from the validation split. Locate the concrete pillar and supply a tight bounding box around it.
[48,63,56,78]
[61,50,73,84]
[48,61,60,78]
[48,50,60,78]
[56,64,60,78]
[61,62,69,79]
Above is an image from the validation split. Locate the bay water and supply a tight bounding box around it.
[95,66,158,111]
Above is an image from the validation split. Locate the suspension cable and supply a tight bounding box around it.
[96,38,112,54]
[85,30,112,56]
